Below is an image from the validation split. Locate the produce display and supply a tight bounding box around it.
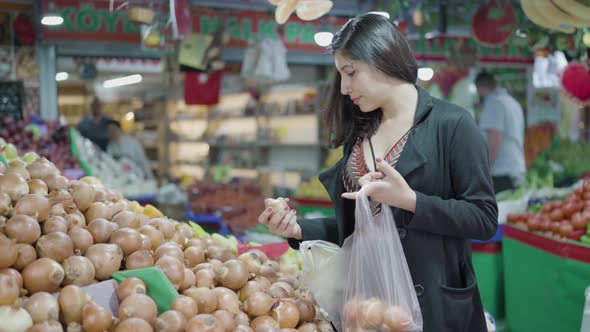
[528,138,590,187]
[0,153,337,332]
[0,116,81,173]
[295,147,342,200]
[507,179,590,242]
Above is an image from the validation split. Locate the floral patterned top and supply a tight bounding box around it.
[343,130,412,215]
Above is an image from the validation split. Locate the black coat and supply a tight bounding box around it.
[290,85,498,332]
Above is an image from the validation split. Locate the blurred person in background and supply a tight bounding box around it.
[476,72,525,193]
[77,97,112,151]
[106,120,153,179]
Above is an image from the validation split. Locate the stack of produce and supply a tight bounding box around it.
[528,138,590,187]
[0,154,336,331]
[507,179,590,242]
[0,116,81,173]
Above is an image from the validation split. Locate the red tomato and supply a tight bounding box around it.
[515,221,528,230]
[559,222,574,237]
[550,208,564,221]
[527,216,541,231]
[550,200,563,210]
[576,186,585,198]
[507,213,519,223]
[540,217,551,231]
[550,221,561,233]
[571,212,586,229]
[584,192,590,201]
[583,179,590,192]
[569,229,586,241]
[564,193,578,203]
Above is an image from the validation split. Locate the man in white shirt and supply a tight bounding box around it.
[476,72,526,193]
[106,120,153,179]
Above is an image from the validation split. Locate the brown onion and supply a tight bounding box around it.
[109,228,142,256]
[112,211,140,229]
[65,213,86,230]
[250,315,279,331]
[118,293,158,325]
[277,274,299,290]
[213,287,240,315]
[48,189,73,206]
[45,174,69,192]
[182,287,218,314]
[43,216,69,234]
[87,218,117,243]
[156,256,185,290]
[0,172,29,202]
[206,245,233,262]
[382,305,412,332]
[156,310,186,332]
[239,254,262,275]
[179,223,194,240]
[59,285,91,324]
[295,288,316,306]
[0,273,19,305]
[252,276,272,290]
[184,246,206,268]
[82,301,113,332]
[85,243,124,280]
[0,267,23,290]
[185,238,206,251]
[236,325,254,332]
[6,161,30,180]
[170,230,187,247]
[154,242,184,262]
[116,277,147,302]
[66,322,83,332]
[295,299,315,323]
[186,314,223,332]
[28,179,48,196]
[6,214,41,244]
[68,227,94,255]
[180,268,196,291]
[138,225,164,251]
[239,280,266,302]
[243,292,277,317]
[0,192,11,216]
[13,243,37,271]
[125,250,154,270]
[259,262,278,283]
[115,317,153,332]
[62,256,95,287]
[111,200,130,216]
[0,235,18,268]
[271,300,300,329]
[171,295,198,320]
[48,203,66,218]
[14,194,51,222]
[271,282,295,298]
[36,232,74,263]
[149,218,176,239]
[216,259,248,290]
[69,181,94,212]
[243,249,268,264]
[297,323,319,332]
[195,267,217,289]
[213,310,235,332]
[22,258,64,294]
[139,234,152,251]
[26,159,59,180]
[93,188,107,202]
[85,202,112,222]
[235,311,250,326]
[25,291,60,323]
[27,320,64,332]
[358,298,386,329]
[0,304,34,331]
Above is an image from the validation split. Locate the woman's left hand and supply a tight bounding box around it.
[341,158,417,212]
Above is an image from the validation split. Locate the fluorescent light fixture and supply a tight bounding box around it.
[418,67,434,81]
[125,112,135,121]
[55,72,68,81]
[314,32,333,47]
[41,15,63,26]
[367,11,390,18]
[102,74,143,88]
[424,32,440,39]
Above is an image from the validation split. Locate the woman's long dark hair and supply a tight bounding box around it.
[324,13,418,147]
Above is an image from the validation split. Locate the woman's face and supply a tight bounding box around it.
[334,51,393,113]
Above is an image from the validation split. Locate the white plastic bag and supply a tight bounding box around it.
[342,186,422,331]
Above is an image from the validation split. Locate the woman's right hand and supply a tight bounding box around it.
[258,205,302,240]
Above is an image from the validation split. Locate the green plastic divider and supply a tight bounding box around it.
[472,245,504,319]
[504,226,590,332]
[69,127,92,176]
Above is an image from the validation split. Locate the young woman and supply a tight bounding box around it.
[258,13,498,332]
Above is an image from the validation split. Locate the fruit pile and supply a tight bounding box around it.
[0,116,80,172]
[0,153,340,331]
[507,179,590,242]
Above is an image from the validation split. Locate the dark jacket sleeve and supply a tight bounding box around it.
[407,113,498,240]
[288,216,339,249]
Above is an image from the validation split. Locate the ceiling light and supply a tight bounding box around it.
[103,74,143,88]
[55,72,68,81]
[314,32,333,47]
[125,112,135,121]
[418,67,434,81]
[41,15,63,26]
[367,11,390,19]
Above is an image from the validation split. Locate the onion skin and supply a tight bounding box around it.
[43,216,69,234]
[0,234,18,268]
[62,256,96,287]
[13,243,38,271]
[85,202,113,222]
[213,287,240,315]
[250,315,280,331]
[24,291,60,323]
[109,228,142,256]
[14,194,51,222]
[82,301,113,332]
[235,325,254,332]
[87,218,117,243]
[0,192,11,216]
[180,268,196,291]
[45,174,70,192]
[297,323,320,332]
[85,244,124,280]
[116,277,147,303]
[271,300,300,329]
[59,285,91,324]
[155,256,185,290]
[118,293,158,325]
[186,314,223,332]
[155,310,186,332]
[148,218,176,239]
[36,232,74,263]
[139,225,164,251]
[28,179,48,196]
[22,257,64,294]
[112,211,140,229]
[125,250,154,270]
[239,281,265,302]
[27,320,64,332]
[171,295,198,320]
[0,267,23,290]
[153,242,184,263]
[295,299,316,323]
[243,292,278,317]
[194,267,217,289]
[115,317,153,332]
[182,287,218,314]
[68,227,94,255]
[69,181,95,212]
[213,310,236,332]
[216,259,248,290]
[0,304,34,332]
[184,246,206,268]
[0,273,19,306]
[0,172,29,202]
